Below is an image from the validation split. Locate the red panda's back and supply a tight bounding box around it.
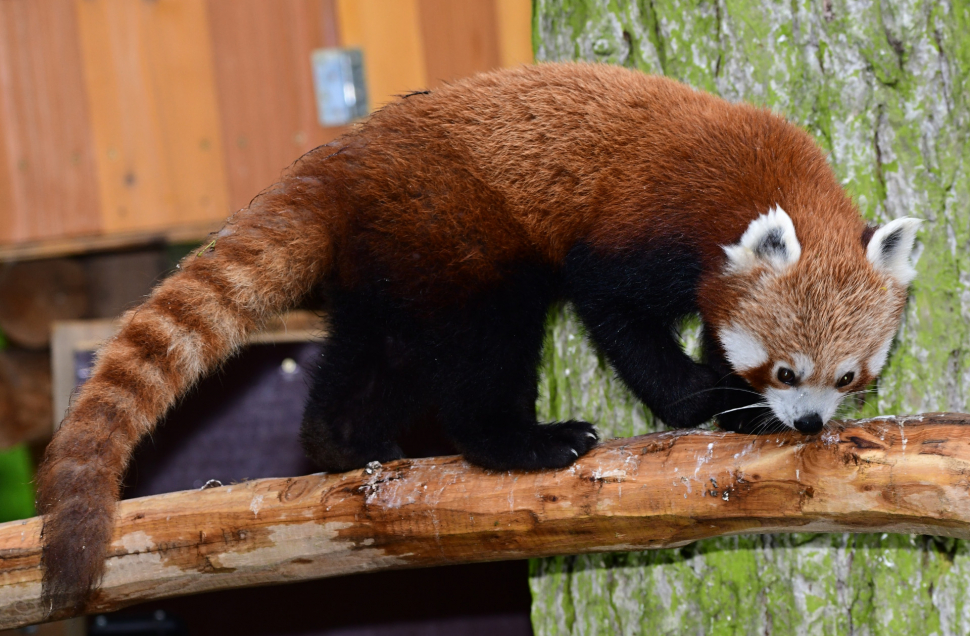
[333,64,860,275]
[286,63,862,305]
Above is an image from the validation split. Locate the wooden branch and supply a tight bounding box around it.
[3,413,970,628]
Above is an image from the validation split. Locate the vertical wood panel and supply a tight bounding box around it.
[0,84,14,245]
[495,0,533,68]
[206,0,346,212]
[417,0,502,87]
[75,0,229,235]
[0,0,531,255]
[0,0,101,245]
[336,0,427,110]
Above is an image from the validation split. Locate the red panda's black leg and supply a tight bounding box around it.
[577,311,721,428]
[431,263,598,470]
[433,331,600,471]
[299,265,597,473]
[432,311,598,470]
[300,290,426,472]
[563,242,723,428]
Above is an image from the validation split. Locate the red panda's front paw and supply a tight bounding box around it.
[463,420,599,471]
[529,420,600,468]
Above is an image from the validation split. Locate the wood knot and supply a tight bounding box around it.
[280,478,310,503]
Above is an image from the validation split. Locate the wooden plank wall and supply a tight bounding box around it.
[336,0,428,111]
[0,0,102,246]
[418,0,502,90]
[75,0,229,235]
[0,0,532,258]
[207,0,346,213]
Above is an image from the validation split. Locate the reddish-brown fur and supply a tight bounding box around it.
[36,63,877,613]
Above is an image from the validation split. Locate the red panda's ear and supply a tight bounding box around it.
[866,217,922,286]
[722,205,801,274]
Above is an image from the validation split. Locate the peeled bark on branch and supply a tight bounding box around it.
[2,413,969,628]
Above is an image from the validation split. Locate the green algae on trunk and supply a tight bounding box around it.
[531,0,970,633]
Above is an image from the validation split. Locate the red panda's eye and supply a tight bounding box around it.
[837,372,855,388]
[777,367,796,385]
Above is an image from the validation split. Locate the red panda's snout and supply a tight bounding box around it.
[758,358,859,432]
[709,206,922,434]
[717,343,866,432]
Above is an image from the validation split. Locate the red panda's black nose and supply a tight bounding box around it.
[794,413,824,435]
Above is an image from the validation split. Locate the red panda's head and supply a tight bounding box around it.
[712,206,921,434]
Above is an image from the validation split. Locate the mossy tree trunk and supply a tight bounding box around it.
[530,0,970,633]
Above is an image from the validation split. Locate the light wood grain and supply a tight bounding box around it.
[495,0,534,68]
[418,0,502,87]
[0,0,532,258]
[0,0,102,245]
[75,0,230,235]
[336,0,427,109]
[3,413,970,627]
[0,65,15,244]
[207,0,347,212]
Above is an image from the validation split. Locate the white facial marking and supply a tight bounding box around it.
[866,217,922,286]
[867,338,894,376]
[719,323,769,371]
[790,353,815,380]
[723,205,802,274]
[765,385,844,429]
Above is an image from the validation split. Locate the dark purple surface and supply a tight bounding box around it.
[78,342,322,498]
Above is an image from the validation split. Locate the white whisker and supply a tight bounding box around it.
[669,386,763,406]
[715,402,770,417]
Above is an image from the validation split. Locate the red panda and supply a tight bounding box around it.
[35,62,919,614]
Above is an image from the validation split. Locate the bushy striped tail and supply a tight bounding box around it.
[35,172,339,613]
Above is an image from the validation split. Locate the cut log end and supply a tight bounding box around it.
[2,413,969,629]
